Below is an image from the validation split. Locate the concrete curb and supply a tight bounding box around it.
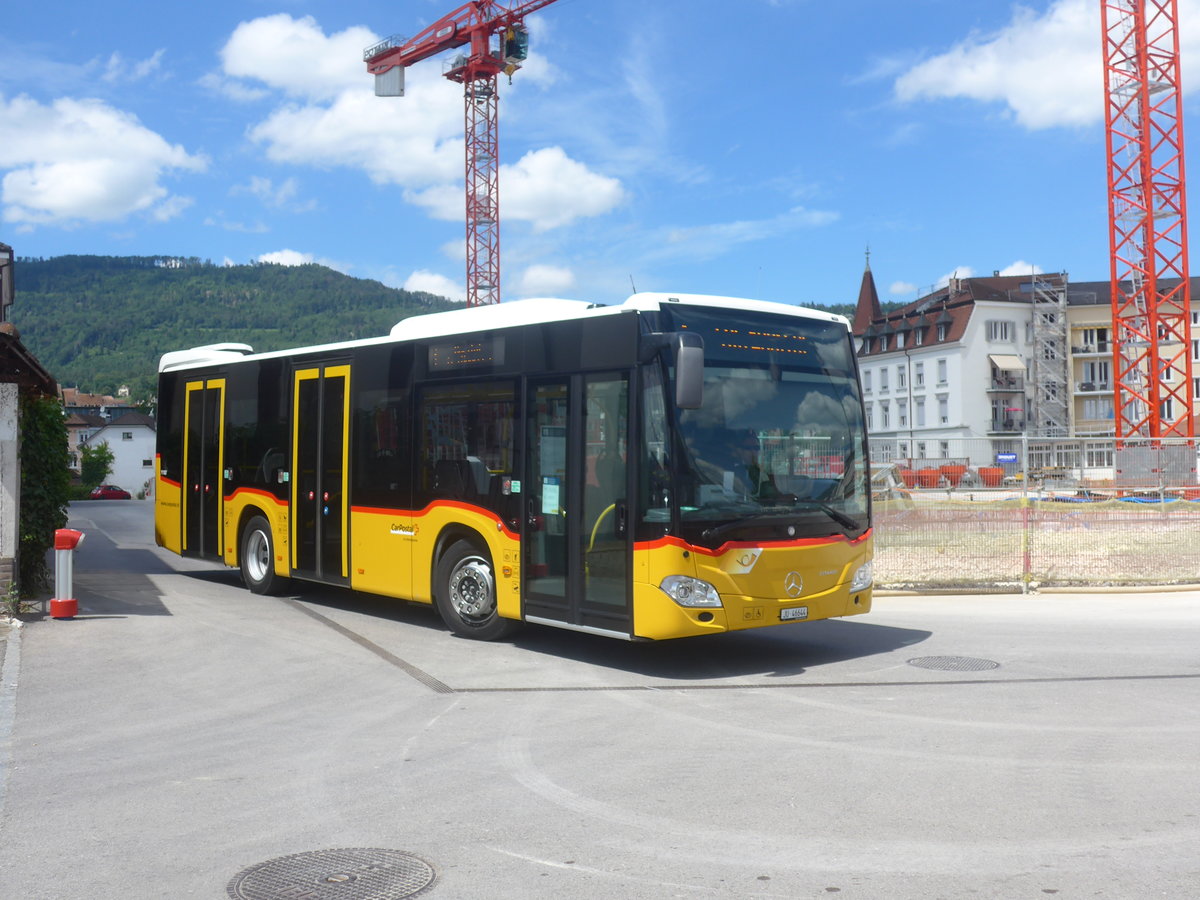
[876,584,1200,597]
[0,617,23,820]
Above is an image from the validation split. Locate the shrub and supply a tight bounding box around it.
[18,394,70,595]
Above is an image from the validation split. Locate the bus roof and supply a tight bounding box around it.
[158,293,849,373]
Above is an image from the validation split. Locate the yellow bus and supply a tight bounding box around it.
[154,293,872,641]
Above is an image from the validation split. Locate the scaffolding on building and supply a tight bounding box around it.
[1029,273,1070,437]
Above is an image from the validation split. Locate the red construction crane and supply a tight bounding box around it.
[1102,0,1194,438]
[365,0,562,307]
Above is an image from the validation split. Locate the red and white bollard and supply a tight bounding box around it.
[50,528,85,619]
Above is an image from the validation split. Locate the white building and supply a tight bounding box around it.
[80,411,156,497]
[854,264,1200,488]
[853,264,1068,469]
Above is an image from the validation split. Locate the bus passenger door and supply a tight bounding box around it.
[523,373,631,635]
[183,378,224,557]
[291,365,351,584]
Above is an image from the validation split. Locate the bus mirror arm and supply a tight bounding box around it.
[641,331,704,410]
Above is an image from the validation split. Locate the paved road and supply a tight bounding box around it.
[1,501,1198,899]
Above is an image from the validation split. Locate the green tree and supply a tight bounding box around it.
[80,440,114,488]
[18,394,70,595]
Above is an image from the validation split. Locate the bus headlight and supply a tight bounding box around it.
[850,560,873,592]
[659,575,723,608]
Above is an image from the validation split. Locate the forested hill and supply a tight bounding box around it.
[10,255,457,402]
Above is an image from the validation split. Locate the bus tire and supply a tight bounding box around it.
[241,515,286,595]
[434,539,517,641]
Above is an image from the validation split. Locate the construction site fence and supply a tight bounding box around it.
[868,436,1200,591]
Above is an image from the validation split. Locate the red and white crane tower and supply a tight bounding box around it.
[1102,0,1194,438]
[365,0,561,307]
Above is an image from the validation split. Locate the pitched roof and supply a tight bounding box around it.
[0,324,56,396]
[107,411,156,429]
[65,412,107,427]
[852,261,883,333]
[59,386,128,407]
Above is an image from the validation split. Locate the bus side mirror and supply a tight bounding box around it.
[674,332,704,409]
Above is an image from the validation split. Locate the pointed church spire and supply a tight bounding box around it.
[852,248,883,334]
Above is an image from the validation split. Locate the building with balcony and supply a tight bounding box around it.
[853,261,1066,468]
[854,264,1200,474]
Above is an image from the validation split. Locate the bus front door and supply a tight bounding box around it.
[291,365,351,584]
[523,374,631,636]
[183,378,224,558]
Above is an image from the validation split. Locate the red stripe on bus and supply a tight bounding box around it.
[224,487,289,506]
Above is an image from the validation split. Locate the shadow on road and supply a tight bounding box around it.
[506,618,932,681]
[269,580,930,681]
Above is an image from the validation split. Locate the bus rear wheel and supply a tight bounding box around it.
[434,540,518,640]
[241,515,286,595]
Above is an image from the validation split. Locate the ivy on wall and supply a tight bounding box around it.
[18,393,69,595]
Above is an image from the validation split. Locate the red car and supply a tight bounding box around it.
[90,484,131,500]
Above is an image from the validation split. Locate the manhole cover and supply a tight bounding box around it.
[907,655,1000,672]
[227,848,436,900]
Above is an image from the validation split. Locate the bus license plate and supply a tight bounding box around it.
[780,606,808,621]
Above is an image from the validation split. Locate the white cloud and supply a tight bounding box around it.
[0,94,206,227]
[103,49,165,83]
[404,269,465,303]
[409,146,625,230]
[220,14,376,102]
[503,147,627,231]
[935,266,975,288]
[894,0,1100,129]
[257,249,350,273]
[151,195,194,222]
[199,71,269,103]
[889,280,918,296]
[206,215,269,234]
[231,175,316,212]
[895,0,1200,130]
[248,74,464,187]
[515,264,576,297]
[223,15,625,233]
[258,249,315,265]
[997,260,1044,277]
[651,205,838,263]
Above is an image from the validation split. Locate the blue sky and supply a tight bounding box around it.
[3,0,1198,308]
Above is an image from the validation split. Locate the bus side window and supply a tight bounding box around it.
[640,364,671,518]
[350,343,411,510]
[420,382,515,514]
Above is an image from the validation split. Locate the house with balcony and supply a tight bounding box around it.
[852,261,1064,468]
[855,264,1200,485]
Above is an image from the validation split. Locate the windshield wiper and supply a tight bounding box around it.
[701,502,861,540]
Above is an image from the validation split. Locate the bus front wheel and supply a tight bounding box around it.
[434,540,517,641]
[241,515,286,595]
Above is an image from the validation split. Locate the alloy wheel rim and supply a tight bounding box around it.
[449,556,495,623]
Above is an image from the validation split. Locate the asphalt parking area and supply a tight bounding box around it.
[1,503,1197,899]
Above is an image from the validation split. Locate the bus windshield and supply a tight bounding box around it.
[648,305,868,545]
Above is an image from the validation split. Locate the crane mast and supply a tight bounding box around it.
[365,0,561,307]
[1102,0,1194,439]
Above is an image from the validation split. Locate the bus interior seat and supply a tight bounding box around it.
[433,459,470,499]
[466,456,492,496]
